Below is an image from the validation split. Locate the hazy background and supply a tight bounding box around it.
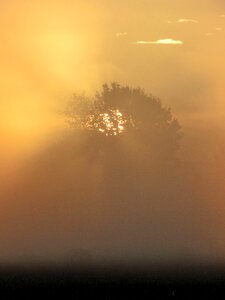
[0,0,224,264]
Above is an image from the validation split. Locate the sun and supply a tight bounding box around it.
[97,109,127,136]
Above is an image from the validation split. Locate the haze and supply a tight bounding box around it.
[0,0,224,264]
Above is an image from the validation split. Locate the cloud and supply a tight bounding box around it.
[135,38,183,45]
[215,27,222,30]
[116,32,128,36]
[221,15,225,18]
[177,19,199,23]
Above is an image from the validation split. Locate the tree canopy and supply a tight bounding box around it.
[65,82,181,163]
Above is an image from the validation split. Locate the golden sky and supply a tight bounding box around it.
[0,0,224,136]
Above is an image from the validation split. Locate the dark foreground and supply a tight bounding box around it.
[0,263,224,298]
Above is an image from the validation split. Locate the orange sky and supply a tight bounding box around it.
[0,0,224,135]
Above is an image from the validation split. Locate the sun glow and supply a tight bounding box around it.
[98,109,127,136]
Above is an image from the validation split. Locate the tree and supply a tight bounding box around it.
[64,82,181,164]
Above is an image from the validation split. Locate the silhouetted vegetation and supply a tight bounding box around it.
[65,83,181,164]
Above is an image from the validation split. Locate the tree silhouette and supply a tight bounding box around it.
[65,82,181,164]
[63,83,183,238]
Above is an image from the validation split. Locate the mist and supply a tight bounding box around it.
[0,0,224,265]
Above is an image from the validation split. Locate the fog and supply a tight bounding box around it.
[0,0,224,264]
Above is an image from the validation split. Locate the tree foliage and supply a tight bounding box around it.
[65,82,181,163]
